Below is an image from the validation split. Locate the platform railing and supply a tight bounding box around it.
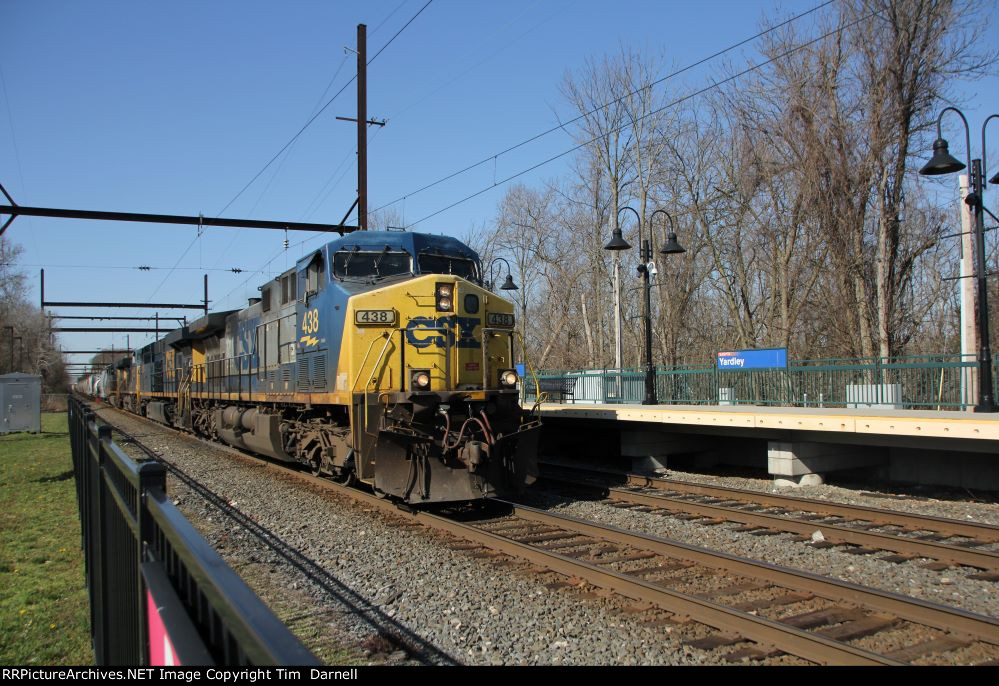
[526,354,992,411]
[68,395,317,666]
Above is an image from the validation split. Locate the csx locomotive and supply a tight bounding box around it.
[94,231,539,503]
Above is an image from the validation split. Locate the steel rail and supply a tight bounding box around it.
[496,501,999,643]
[542,461,999,541]
[542,474,999,572]
[90,403,999,665]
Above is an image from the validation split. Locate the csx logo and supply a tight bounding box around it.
[405,316,480,349]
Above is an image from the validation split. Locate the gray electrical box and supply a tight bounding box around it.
[0,373,42,434]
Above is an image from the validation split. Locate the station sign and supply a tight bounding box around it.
[716,348,788,370]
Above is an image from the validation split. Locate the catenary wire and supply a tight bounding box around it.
[405,6,874,229]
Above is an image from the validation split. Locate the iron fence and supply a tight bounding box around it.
[524,354,999,411]
[68,395,317,666]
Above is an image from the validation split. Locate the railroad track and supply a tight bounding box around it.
[539,462,999,577]
[92,404,999,665]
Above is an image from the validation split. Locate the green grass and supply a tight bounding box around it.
[0,413,92,665]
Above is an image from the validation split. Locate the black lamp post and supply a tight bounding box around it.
[603,206,685,405]
[487,257,518,292]
[919,107,999,412]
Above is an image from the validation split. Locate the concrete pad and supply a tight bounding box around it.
[768,440,885,477]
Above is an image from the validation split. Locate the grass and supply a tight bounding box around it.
[0,413,92,665]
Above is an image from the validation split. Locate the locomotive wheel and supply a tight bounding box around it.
[306,445,323,477]
[337,470,356,487]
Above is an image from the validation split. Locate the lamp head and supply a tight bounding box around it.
[919,137,965,176]
[659,232,686,255]
[603,227,631,251]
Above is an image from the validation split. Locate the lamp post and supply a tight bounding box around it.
[919,108,999,412]
[649,209,686,404]
[604,206,685,405]
[603,213,631,384]
[486,257,519,292]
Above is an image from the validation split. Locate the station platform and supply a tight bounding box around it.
[536,403,999,490]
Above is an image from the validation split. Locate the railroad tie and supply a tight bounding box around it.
[779,607,867,630]
[731,592,813,613]
[684,634,745,651]
[626,561,693,577]
[884,636,971,663]
[815,616,896,641]
[967,571,999,581]
[879,554,917,564]
[920,561,952,571]
[723,646,783,663]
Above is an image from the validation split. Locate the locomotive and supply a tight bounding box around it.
[100,230,540,504]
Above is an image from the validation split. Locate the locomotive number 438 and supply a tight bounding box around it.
[355,309,398,326]
[302,309,320,334]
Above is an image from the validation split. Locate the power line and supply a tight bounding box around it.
[215,0,435,219]
[372,0,836,215]
[10,263,258,273]
[206,3,438,312]
[406,5,873,229]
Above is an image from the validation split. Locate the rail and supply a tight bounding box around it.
[68,395,317,666]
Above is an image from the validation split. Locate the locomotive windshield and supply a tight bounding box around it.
[418,251,479,280]
[333,250,412,280]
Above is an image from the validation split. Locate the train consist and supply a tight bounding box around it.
[75,231,540,503]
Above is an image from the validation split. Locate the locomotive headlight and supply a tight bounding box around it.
[411,369,431,391]
[499,369,518,388]
[435,282,454,311]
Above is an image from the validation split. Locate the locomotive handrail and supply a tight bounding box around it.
[351,332,392,393]
[356,333,396,437]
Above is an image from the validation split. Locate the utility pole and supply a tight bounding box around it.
[337,24,384,232]
[357,23,367,231]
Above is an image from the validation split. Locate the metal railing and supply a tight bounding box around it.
[525,354,999,411]
[68,395,317,666]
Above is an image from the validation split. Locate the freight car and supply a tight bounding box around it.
[111,230,539,504]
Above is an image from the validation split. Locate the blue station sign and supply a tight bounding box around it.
[716,348,788,370]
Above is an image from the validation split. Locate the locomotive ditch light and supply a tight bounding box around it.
[435,282,454,312]
[411,369,431,391]
[499,369,518,388]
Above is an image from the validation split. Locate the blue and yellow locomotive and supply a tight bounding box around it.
[113,231,539,503]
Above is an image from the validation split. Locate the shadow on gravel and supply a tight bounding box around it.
[179,468,463,666]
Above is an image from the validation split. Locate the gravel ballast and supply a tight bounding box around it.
[99,408,756,666]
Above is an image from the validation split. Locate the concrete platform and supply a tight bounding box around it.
[536,403,999,490]
[537,403,999,443]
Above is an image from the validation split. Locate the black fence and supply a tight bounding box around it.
[68,395,318,666]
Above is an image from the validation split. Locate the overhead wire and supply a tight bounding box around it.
[405,4,874,229]
[371,0,836,215]
[215,0,434,219]
[209,2,436,311]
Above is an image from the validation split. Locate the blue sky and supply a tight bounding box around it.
[2,0,997,364]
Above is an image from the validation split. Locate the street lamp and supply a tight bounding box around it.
[486,257,518,292]
[919,107,999,412]
[604,206,685,405]
[603,211,631,381]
